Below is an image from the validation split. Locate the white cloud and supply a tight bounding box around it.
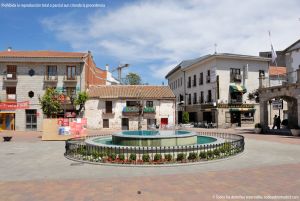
[41,0,300,81]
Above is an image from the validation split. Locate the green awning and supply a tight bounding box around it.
[229,85,247,94]
[229,108,256,112]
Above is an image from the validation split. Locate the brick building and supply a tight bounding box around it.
[0,49,106,131]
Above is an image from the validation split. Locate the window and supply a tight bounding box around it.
[146,101,153,107]
[28,91,34,98]
[193,93,197,104]
[193,75,197,86]
[126,101,139,107]
[259,70,265,78]
[103,119,109,128]
[206,70,210,83]
[47,65,57,76]
[66,66,76,80]
[6,87,16,100]
[105,101,112,113]
[6,65,17,80]
[180,77,183,86]
[230,68,241,82]
[179,94,184,102]
[188,94,191,105]
[207,90,212,102]
[200,91,204,103]
[187,76,191,88]
[199,72,203,85]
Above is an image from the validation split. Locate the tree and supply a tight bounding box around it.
[124,72,142,85]
[73,91,88,115]
[248,89,259,103]
[183,112,189,124]
[39,88,62,118]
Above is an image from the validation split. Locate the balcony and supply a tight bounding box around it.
[230,98,243,104]
[3,73,17,83]
[143,107,155,114]
[6,94,17,102]
[63,75,77,83]
[230,74,242,82]
[44,74,58,83]
[122,106,139,116]
[102,109,114,115]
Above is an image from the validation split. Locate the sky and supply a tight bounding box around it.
[0,0,300,85]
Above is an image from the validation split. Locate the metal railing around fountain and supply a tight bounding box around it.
[64,132,244,165]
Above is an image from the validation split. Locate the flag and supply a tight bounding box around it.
[269,31,277,64]
[271,44,277,63]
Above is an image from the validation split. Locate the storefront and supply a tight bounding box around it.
[0,113,15,130]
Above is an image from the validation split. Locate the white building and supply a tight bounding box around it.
[85,85,176,130]
[166,53,270,127]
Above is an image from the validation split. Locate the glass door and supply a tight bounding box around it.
[26,110,37,130]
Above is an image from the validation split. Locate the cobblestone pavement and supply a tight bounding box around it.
[0,128,299,201]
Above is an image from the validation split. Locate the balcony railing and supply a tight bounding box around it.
[103,109,114,115]
[143,107,155,113]
[122,106,139,116]
[3,73,17,82]
[206,76,210,83]
[44,74,58,82]
[63,75,77,82]
[7,94,17,101]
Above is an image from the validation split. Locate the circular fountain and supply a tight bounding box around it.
[65,130,245,165]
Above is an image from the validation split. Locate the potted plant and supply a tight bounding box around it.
[290,125,300,136]
[254,123,262,134]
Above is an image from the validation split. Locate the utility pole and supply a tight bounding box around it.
[111,64,129,84]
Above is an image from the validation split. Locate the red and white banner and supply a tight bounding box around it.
[0,101,29,110]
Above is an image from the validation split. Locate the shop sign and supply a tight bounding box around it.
[272,100,283,110]
[0,101,29,110]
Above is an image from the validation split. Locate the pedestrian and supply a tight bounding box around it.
[276,116,281,129]
[272,115,277,129]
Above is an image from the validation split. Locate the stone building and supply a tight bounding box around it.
[259,39,300,127]
[165,53,270,127]
[0,49,106,131]
[85,85,176,130]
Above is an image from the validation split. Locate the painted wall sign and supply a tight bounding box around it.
[0,101,29,110]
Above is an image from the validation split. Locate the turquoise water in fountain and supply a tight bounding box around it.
[92,135,216,146]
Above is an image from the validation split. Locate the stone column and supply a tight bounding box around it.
[260,99,269,126]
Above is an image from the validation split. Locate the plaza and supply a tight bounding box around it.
[0,128,299,201]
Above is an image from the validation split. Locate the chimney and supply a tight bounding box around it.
[7,47,12,52]
[105,64,109,71]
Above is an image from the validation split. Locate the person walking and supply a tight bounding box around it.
[272,115,277,129]
[276,116,281,129]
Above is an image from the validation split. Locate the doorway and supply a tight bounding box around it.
[121,118,129,130]
[26,109,37,130]
[231,111,241,127]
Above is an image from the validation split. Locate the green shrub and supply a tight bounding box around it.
[129,153,137,161]
[219,147,226,154]
[109,153,116,160]
[188,152,198,160]
[99,152,107,158]
[118,154,125,161]
[213,149,220,157]
[164,154,172,161]
[176,153,186,161]
[154,153,162,161]
[199,152,207,159]
[223,143,232,153]
[142,154,150,162]
[206,150,213,158]
[183,112,189,124]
